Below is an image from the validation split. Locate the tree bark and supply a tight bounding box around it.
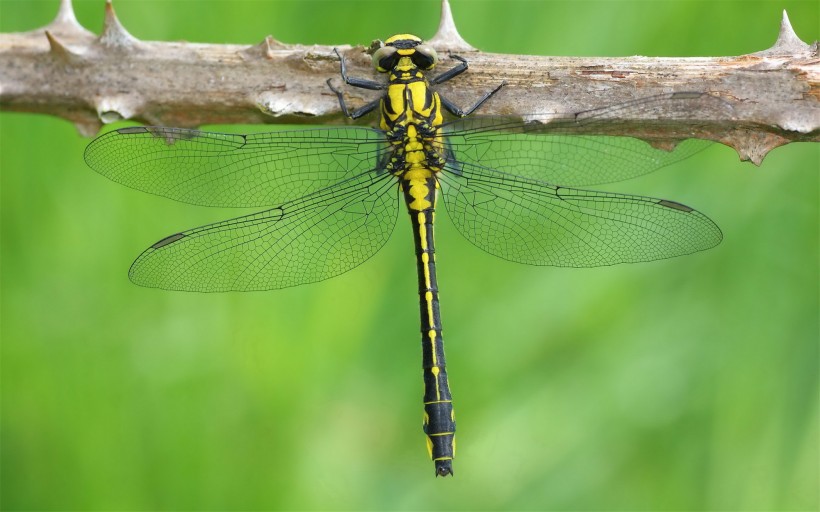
[0,0,817,164]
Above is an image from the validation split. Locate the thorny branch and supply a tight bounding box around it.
[0,0,817,164]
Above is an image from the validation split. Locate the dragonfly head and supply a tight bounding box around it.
[373,34,438,73]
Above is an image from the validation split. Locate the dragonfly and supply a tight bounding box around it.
[84,34,722,477]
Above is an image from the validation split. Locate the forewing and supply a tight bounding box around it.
[443,93,732,186]
[84,126,387,207]
[439,162,722,267]
[129,170,399,291]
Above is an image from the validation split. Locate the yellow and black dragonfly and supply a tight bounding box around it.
[84,34,722,477]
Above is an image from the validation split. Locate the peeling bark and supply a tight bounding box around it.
[0,0,817,164]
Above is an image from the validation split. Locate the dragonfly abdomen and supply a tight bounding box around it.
[402,176,455,477]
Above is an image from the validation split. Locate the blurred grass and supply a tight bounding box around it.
[1,0,818,510]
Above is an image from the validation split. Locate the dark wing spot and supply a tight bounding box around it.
[116,126,148,134]
[658,199,694,212]
[152,233,186,249]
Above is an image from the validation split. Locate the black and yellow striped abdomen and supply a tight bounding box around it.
[401,175,455,477]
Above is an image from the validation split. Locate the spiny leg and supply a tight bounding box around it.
[327,48,384,119]
[331,48,384,90]
[440,81,506,117]
[326,79,382,119]
[431,55,469,85]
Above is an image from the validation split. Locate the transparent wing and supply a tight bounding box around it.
[443,93,732,186]
[439,161,722,267]
[84,126,388,207]
[129,170,399,291]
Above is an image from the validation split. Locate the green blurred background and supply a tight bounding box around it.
[1,1,817,510]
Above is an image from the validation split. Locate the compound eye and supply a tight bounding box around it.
[412,44,438,69]
[372,46,399,72]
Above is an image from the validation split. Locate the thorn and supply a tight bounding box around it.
[720,130,790,166]
[773,10,810,51]
[646,139,683,152]
[44,30,83,62]
[99,110,125,124]
[753,9,810,56]
[427,0,475,52]
[98,0,141,50]
[95,94,142,123]
[44,0,94,38]
[238,35,285,60]
[53,0,81,27]
[73,118,103,137]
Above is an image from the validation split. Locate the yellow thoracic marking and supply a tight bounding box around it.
[424,399,452,405]
[433,456,453,462]
[407,152,424,165]
[387,85,404,119]
[404,124,434,194]
[426,437,433,458]
[408,82,431,115]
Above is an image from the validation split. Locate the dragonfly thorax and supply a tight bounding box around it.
[374,40,447,191]
[383,120,447,181]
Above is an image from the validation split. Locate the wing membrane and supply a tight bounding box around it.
[444,93,732,186]
[129,170,399,291]
[84,126,388,207]
[439,161,722,267]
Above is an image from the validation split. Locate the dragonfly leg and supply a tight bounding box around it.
[331,48,385,90]
[440,81,506,117]
[431,55,468,85]
[326,78,382,119]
